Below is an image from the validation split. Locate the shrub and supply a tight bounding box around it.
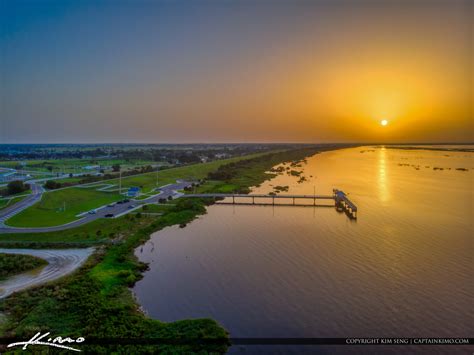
[6,180,29,195]
[44,180,62,189]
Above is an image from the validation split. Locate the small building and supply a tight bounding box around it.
[127,187,140,197]
[0,170,24,183]
[83,165,100,170]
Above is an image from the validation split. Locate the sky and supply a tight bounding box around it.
[1,0,472,143]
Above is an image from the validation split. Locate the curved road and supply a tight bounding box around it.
[0,248,94,299]
[0,182,44,226]
[0,180,193,234]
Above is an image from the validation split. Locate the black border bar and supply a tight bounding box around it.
[1,337,472,346]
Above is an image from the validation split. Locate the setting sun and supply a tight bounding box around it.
[381,120,388,126]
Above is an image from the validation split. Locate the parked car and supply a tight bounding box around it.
[127,204,136,209]
[104,213,114,218]
[107,203,115,207]
[88,210,96,214]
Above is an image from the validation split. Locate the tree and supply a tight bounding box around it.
[112,164,121,172]
[7,180,28,195]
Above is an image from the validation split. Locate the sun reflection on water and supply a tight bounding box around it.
[378,147,390,203]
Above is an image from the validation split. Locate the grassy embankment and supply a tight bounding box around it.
[0,254,48,281]
[5,152,274,228]
[0,195,29,211]
[6,188,123,228]
[0,146,325,353]
[105,151,277,194]
[44,176,85,185]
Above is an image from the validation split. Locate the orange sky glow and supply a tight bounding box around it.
[1,0,472,143]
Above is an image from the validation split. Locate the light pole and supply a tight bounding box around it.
[119,170,122,195]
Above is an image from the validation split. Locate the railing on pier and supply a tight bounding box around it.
[185,190,358,219]
[333,189,357,219]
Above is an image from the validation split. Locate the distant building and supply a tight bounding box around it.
[83,165,100,170]
[215,153,229,159]
[127,187,140,197]
[0,169,25,183]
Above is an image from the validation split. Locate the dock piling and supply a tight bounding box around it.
[187,191,357,220]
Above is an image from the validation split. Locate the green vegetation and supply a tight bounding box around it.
[0,199,227,354]
[0,253,47,280]
[5,151,273,228]
[0,195,28,211]
[44,176,84,187]
[0,158,158,174]
[0,216,156,248]
[274,185,289,192]
[139,203,174,214]
[6,188,122,227]
[198,147,322,194]
[113,151,274,194]
[0,180,30,197]
[0,146,328,353]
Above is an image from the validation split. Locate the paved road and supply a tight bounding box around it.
[0,180,193,234]
[0,182,44,226]
[0,248,94,299]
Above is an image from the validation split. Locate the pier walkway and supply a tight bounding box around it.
[186,189,357,219]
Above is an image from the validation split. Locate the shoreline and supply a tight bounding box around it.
[382,145,474,153]
[0,145,353,353]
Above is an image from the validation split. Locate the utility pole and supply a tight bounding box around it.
[119,170,122,195]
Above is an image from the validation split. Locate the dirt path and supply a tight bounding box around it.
[0,248,94,299]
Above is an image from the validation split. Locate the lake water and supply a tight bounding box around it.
[133,146,473,352]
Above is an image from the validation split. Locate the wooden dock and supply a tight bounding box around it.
[332,189,357,219]
[185,190,358,219]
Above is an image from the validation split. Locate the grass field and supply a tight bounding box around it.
[5,152,275,228]
[0,214,156,247]
[6,188,122,227]
[0,158,158,174]
[111,151,274,193]
[0,195,29,211]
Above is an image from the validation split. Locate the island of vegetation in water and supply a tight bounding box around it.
[0,254,47,281]
[0,144,353,353]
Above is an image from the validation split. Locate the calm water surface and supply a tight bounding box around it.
[134,147,473,346]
